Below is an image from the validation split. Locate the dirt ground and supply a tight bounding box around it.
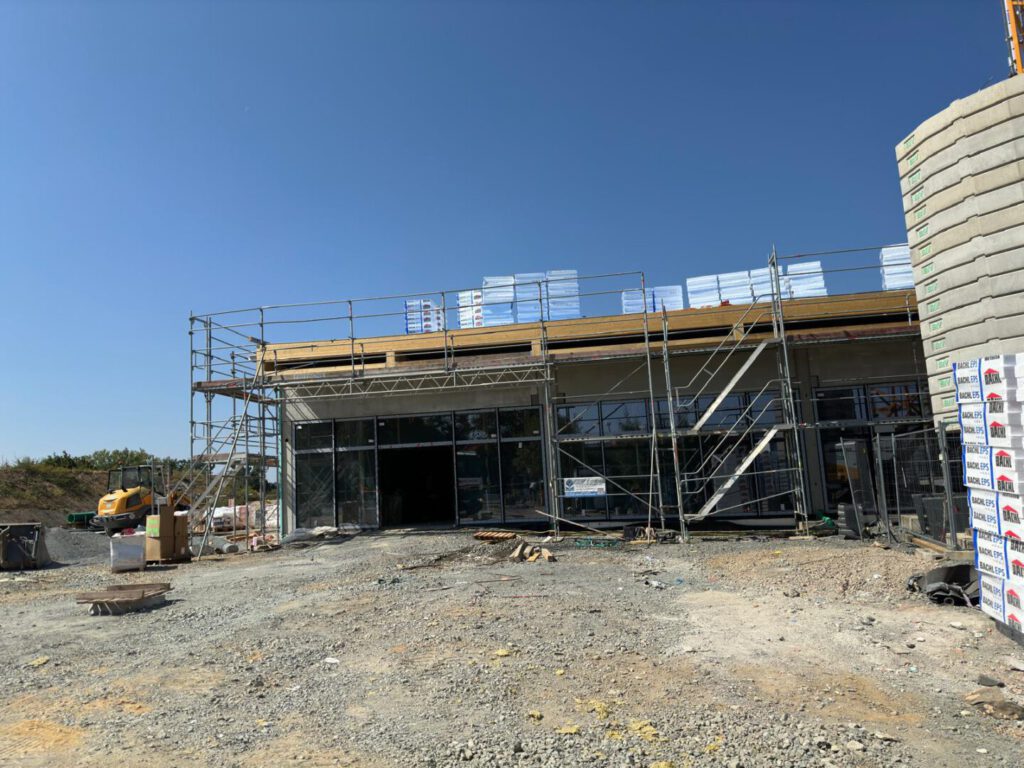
[1,530,1023,767]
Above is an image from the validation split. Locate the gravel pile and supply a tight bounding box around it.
[43,526,110,565]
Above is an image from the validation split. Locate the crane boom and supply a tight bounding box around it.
[1006,0,1024,75]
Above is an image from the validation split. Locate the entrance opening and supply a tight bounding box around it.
[378,446,456,527]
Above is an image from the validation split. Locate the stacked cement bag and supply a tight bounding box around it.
[959,354,1024,634]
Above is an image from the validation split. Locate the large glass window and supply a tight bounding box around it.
[295,452,334,528]
[501,441,545,521]
[557,403,601,437]
[655,397,697,431]
[499,407,541,439]
[815,388,866,423]
[377,414,453,445]
[694,393,745,429]
[456,443,502,522]
[867,383,924,421]
[336,418,376,448]
[295,421,333,451]
[335,450,377,526]
[456,410,498,442]
[601,400,649,436]
[604,441,653,519]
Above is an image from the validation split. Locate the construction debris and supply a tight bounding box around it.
[473,531,519,542]
[74,582,173,616]
[509,543,556,562]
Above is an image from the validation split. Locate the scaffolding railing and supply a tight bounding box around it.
[188,245,919,536]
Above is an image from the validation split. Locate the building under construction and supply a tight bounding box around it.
[187,248,938,535]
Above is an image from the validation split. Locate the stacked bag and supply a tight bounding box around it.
[959,354,1024,634]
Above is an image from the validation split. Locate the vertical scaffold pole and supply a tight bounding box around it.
[769,247,809,532]
[639,273,665,530]
[661,310,689,542]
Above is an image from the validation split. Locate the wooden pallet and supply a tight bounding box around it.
[75,583,173,616]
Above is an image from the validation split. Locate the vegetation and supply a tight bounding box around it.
[3,449,189,472]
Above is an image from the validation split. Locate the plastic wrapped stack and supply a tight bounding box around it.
[960,354,1024,635]
[685,274,720,308]
[620,285,684,314]
[718,271,754,304]
[748,268,775,302]
[545,269,581,321]
[880,245,914,291]
[786,261,828,299]
[481,276,516,326]
[457,290,483,329]
[514,272,546,323]
[404,299,445,334]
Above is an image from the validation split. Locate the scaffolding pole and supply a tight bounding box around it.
[661,310,689,542]
[769,246,810,532]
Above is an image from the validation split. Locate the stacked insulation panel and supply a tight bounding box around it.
[544,269,581,321]
[785,261,827,299]
[685,274,720,308]
[961,354,1024,635]
[457,290,484,329]
[481,276,516,326]
[513,272,546,324]
[620,285,684,314]
[880,245,914,291]
[718,271,754,304]
[404,300,445,334]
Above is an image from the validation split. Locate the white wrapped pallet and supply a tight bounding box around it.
[718,270,753,304]
[786,261,827,298]
[686,274,720,308]
[514,272,546,324]
[979,573,1010,623]
[969,489,1024,538]
[962,443,1024,493]
[954,354,1021,404]
[545,269,581,321]
[748,268,774,302]
[457,290,484,329]
[958,402,1024,448]
[974,527,1024,584]
[481,276,515,326]
[879,245,914,291]
[650,285,684,312]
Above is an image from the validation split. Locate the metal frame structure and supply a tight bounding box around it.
[187,247,922,537]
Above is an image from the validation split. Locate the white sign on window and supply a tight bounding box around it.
[563,477,607,497]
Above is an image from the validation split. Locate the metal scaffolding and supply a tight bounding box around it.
[186,246,919,537]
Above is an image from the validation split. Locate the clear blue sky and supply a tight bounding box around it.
[0,1,1006,460]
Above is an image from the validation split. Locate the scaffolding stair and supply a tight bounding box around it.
[181,455,249,520]
[688,426,781,522]
[688,339,770,433]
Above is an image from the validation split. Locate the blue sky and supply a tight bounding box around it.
[0,1,1006,460]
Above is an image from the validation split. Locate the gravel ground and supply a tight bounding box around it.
[1,531,1023,767]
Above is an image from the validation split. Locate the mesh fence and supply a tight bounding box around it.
[874,427,966,546]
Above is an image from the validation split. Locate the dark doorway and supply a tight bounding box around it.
[378,446,456,527]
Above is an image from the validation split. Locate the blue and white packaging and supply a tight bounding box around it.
[963,443,1024,493]
[968,489,1024,538]
[979,574,1008,623]
[954,355,1020,404]
[973,528,1017,582]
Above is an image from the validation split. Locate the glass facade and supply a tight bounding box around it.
[293,407,545,527]
[291,379,931,527]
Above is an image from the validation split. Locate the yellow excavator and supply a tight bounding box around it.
[93,463,189,536]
